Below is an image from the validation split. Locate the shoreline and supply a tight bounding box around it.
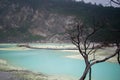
[0,43,118,80]
[0,59,48,80]
[0,59,76,80]
[0,43,118,63]
[17,43,77,50]
[0,43,76,50]
[63,48,118,63]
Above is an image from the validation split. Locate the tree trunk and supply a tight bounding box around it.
[89,67,92,80]
[79,65,91,80]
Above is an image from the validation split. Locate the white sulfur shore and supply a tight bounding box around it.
[29,43,76,49]
[0,47,30,51]
[0,43,118,80]
[0,43,118,63]
[63,47,118,63]
[0,43,117,63]
[0,43,30,50]
[0,43,76,50]
[0,59,76,80]
[65,54,117,63]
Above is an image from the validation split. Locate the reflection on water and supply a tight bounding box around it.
[0,44,120,80]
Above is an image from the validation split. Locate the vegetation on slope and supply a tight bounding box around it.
[0,0,120,43]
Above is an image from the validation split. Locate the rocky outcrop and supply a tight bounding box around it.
[0,0,75,43]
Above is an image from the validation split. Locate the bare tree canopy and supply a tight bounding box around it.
[110,0,120,5]
[66,18,120,80]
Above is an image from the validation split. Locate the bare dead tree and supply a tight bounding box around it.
[66,19,120,80]
[110,0,120,5]
[81,0,120,6]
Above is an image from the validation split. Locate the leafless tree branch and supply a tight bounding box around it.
[110,0,120,5]
[91,44,120,66]
[67,17,119,80]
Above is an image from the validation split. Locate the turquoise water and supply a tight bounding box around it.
[0,44,120,80]
[0,44,16,48]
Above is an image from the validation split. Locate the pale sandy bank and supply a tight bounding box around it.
[0,59,76,80]
[63,47,118,63]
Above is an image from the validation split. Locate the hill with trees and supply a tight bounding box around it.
[0,0,120,43]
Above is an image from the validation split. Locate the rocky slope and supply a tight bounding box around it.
[0,0,120,43]
[0,0,76,43]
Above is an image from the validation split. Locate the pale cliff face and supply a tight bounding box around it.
[0,0,119,43]
[0,1,75,43]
